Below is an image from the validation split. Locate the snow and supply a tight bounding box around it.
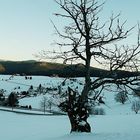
[0,111,140,140]
[0,106,52,115]
[0,75,140,140]
[79,120,87,126]
[19,96,43,109]
[0,111,70,140]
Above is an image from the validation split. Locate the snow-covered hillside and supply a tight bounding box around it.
[0,74,140,140]
[0,75,83,110]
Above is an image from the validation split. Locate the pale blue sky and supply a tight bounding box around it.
[0,0,139,61]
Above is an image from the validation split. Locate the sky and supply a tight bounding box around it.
[0,0,140,61]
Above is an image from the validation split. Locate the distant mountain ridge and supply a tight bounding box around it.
[0,60,139,78]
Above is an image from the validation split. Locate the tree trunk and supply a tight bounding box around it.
[67,87,91,133]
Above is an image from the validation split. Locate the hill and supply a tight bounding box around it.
[0,60,139,77]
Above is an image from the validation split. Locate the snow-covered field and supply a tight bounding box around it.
[0,111,140,140]
[0,75,140,140]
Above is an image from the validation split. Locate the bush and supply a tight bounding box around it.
[91,107,105,115]
[131,100,140,114]
[114,91,128,104]
[0,89,5,101]
[29,105,32,110]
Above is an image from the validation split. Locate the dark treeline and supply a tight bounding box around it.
[0,61,139,78]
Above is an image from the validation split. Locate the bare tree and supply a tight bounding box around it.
[40,96,55,113]
[46,97,55,113]
[38,0,140,133]
[40,96,48,114]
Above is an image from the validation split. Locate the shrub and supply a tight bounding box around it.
[114,91,128,104]
[92,107,105,115]
[131,100,140,114]
[29,105,32,110]
[0,89,5,101]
